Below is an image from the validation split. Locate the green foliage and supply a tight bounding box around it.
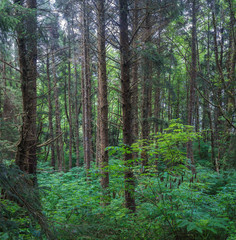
[108,120,200,174]
[0,0,19,33]
[2,159,235,239]
[0,164,55,240]
[1,119,235,239]
[25,122,233,239]
[134,120,200,172]
[34,161,236,240]
[0,120,19,162]
[194,140,212,166]
[0,199,34,240]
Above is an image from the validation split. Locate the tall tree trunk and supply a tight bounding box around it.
[15,0,37,182]
[131,0,139,156]
[176,78,180,119]
[0,53,3,119]
[154,86,161,132]
[52,51,64,171]
[141,0,152,171]
[167,73,171,121]
[195,94,201,155]
[212,1,224,173]
[67,42,73,169]
[119,0,136,213]
[96,81,101,166]
[206,13,215,163]
[82,0,92,175]
[73,51,80,167]
[97,0,109,200]
[46,51,55,169]
[154,33,162,133]
[187,0,197,174]
[227,0,236,86]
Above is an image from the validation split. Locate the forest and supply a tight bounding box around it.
[0,0,235,239]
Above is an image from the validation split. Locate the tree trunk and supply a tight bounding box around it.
[131,0,139,158]
[141,0,152,171]
[119,0,136,213]
[82,0,92,175]
[73,51,80,167]
[212,1,224,173]
[52,51,64,171]
[46,51,55,169]
[96,81,101,166]
[15,0,38,183]
[67,42,73,169]
[187,0,197,174]
[167,73,171,121]
[97,0,109,200]
[154,32,162,133]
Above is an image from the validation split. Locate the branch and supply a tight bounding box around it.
[0,58,22,74]
[37,132,64,148]
[195,86,236,130]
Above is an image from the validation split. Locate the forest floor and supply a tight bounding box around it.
[1,160,236,240]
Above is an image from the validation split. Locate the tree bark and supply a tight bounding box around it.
[81,0,92,175]
[52,51,64,171]
[97,0,109,199]
[15,0,38,182]
[67,41,73,169]
[187,0,197,174]
[119,0,136,213]
[73,51,80,167]
[154,32,162,133]
[141,0,152,171]
[96,81,101,166]
[46,51,55,169]
[131,0,139,161]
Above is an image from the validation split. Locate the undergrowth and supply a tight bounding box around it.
[35,161,236,239]
[1,162,235,239]
[1,122,235,239]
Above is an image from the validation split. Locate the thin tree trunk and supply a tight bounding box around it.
[67,42,73,169]
[46,51,55,169]
[167,73,171,121]
[74,52,80,167]
[176,78,180,119]
[212,1,224,173]
[154,32,162,133]
[187,0,197,174]
[154,86,161,133]
[131,0,139,156]
[52,51,64,171]
[195,94,200,155]
[0,53,3,119]
[141,0,152,171]
[82,0,92,175]
[96,81,101,166]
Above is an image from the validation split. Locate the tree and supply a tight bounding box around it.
[119,0,136,213]
[81,0,92,176]
[52,44,64,171]
[14,0,38,182]
[46,50,56,169]
[97,0,109,197]
[141,0,153,171]
[131,0,139,144]
[187,0,197,174]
